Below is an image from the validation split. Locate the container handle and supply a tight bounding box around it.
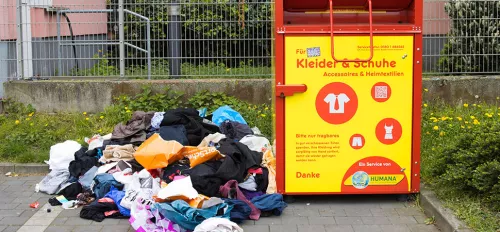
[330,0,374,62]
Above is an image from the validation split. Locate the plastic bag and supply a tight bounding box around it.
[121,169,161,210]
[181,146,224,168]
[45,140,81,170]
[134,134,184,169]
[157,176,198,201]
[212,105,247,126]
[85,134,104,151]
[240,135,272,152]
[129,197,185,232]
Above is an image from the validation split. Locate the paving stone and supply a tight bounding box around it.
[370,208,400,217]
[344,208,373,217]
[62,209,82,217]
[331,203,380,210]
[395,207,423,216]
[308,216,336,225]
[319,209,347,217]
[334,217,363,225]
[17,225,46,232]
[0,198,16,203]
[407,224,440,232]
[3,180,26,186]
[0,204,20,210]
[43,225,75,232]
[413,215,427,224]
[298,225,326,232]
[243,225,271,232]
[379,202,407,209]
[254,217,282,225]
[379,225,411,232]
[0,216,30,225]
[0,209,24,217]
[2,226,20,232]
[281,216,309,225]
[51,217,69,225]
[91,219,120,225]
[118,219,131,224]
[19,209,37,218]
[64,217,93,226]
[270,224,298,232]
[14,196,42,204]
[0,225,5,231]
[353,225,383,232]
[18,189,35,197]
[73,225,104,232]
[324,225,355,232]
[99,225,132,232]
[388,216,418,225]
[361,216,391,225]
[293,208,320,217]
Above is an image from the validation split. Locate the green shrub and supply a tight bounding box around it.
[438,0,500,73]
[431,124,500,210]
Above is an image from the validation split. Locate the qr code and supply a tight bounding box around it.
[375,86,388,99]
[307,47,321,57]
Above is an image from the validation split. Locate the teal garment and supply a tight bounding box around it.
[151,200,232,231]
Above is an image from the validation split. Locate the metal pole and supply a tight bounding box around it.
[118,0,125,78]
[147,21,151,80]
[20,0,33,78]
[16,0,23,79]
[168,1,181,78]
[57,12,62,76]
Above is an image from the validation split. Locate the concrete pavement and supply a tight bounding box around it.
[0,175,440,232]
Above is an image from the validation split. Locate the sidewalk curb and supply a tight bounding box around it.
[0,163,49,174]
[419,183,475,232]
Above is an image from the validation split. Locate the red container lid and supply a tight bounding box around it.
[284,0,413,12]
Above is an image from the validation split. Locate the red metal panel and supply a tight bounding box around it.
[284,0,414,12]
[274,0,286,194]
[279,25,421,34]
[411,33,423,193]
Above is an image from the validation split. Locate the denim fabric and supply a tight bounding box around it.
[250,194,287,216]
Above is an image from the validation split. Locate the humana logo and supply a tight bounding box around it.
[370,176,396,182]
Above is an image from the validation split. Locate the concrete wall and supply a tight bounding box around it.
[4,76,500,113]
[4,79,274,113]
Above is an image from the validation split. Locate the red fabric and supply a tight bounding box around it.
[248,168,263,174]
[98,198,115,203]
[104,210,120,217]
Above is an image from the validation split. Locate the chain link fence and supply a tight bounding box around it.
[0,0,499,85]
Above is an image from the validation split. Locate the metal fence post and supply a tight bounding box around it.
[119,0,125,78]
[147,21,151,80]
[57,12,62,76]
[168,1,181,78]
[16,0,23,79]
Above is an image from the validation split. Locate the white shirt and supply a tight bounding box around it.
[324,93,350,114]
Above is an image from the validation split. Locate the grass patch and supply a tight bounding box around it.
[0,86,273,163]
[421,98,500,232]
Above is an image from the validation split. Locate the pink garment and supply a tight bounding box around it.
[219,180,261,220]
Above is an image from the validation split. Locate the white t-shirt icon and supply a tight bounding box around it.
[324,93,350,114]
[384,124,393,140]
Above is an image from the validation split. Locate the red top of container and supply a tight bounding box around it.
[284,0,413,12]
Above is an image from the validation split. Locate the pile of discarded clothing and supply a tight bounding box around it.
[36,105,285,231]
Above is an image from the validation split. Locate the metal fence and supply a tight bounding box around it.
[0,0,499,85]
